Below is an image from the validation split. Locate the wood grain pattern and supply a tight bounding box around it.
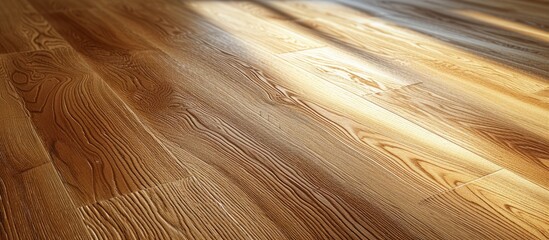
[420,169,549,239]
[1,47,189,206]
[0,117,90,239]
[80,176,271,240]
[0,65,28,118]
[104,2,219,43]
[280,47,420,96]
[0,12,67,54]
[367,84,549,188]
[0,0,35,16]
[187,1,324,53]
[41,9,293,239]
[82,7,520,235]
[0,0,548,239]
[261,0,549,137]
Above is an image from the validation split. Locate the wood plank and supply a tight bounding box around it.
[62,8,435,238]
[260,1,549,139]
[366,83,549,188]
[187,1,324,54]
[79,176,273,240]
[26,0,94,13]
[32,9,288,239]
[103,2,219,43]
[0,0,35,15]
[280,47,420,96]
[0,12,67,54]
[0,117,90,239]
[420,169,549,239]
[1,47,190,206]
[268,0,549,77]
[0,69,28,119]
[84,8,507,235]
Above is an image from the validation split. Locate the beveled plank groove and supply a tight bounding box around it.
[1,47,190,206]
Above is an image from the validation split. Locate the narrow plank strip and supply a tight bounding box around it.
[420,170,549,239]
[280,47,420,96]
[80,177,259,240]
[0,117,90,239]
[366,84,549,188]
[271,0,549,77]
[1,47,189,206]
[26,0,94,13]
[103,2,219,43]
[187,1,324,53]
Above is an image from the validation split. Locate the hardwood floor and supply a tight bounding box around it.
[0,0,547,239]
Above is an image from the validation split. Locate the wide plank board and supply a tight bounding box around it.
[420,169,549,239]
[366,83,549,188]
[1,47,189,206]
[0,117,90,239]
[80,176,277,240]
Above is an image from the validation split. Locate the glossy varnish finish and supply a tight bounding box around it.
[0,0,548,239]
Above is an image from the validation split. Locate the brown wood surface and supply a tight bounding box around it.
[0,0,548,239]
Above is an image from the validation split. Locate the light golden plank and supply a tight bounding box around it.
[187,1,324,53]
[261,1,549,138]
[420,170,549,239]
[280,47,420,95]
[366,83,549,188]
[79,176,276,240]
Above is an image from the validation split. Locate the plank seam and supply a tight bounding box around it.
[418,168,504,205]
